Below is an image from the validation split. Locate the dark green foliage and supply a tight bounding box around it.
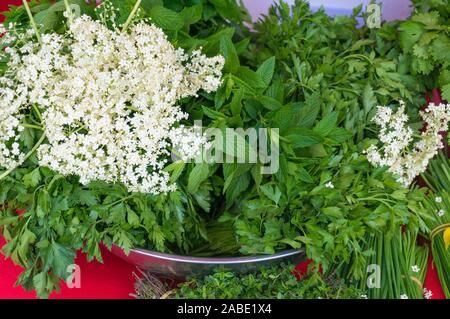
[133,264,364,299]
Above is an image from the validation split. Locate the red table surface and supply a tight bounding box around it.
[0,0,446,300]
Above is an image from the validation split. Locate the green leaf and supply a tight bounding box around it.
[230,88,244,115]
[33,272,48,298]
[441,83,450,102]
[430,34,450,63]
[234,37,250,54]
[127,206,140,228]
[260,184,281,204]
[70,188,97,206]
[109,202,126,224]
[209,0,246,22]
[23,168,41,188]
[439,69,450,87]
[411,12,440,28]
[180,4,203,26]
[164,160,186,182]
[18,229,36,264]
[308,143,327,157]
[412,56,434,74]
[202,105,226,120]
[0,216,19,226]
[220,36,239,73]
[141,0,163,11]
[329,128,352,143]
[187,163,209,194]
[362,84,377,117]
[148,5,184,31]
[399,21,425,52]
[115,231,133,255]
[236,66,267,90]
[217,129,258,163]
[322,207,343,218]
[298,92,320,128]
[47,241,76,279]
[20,128,35,150]
[285,128,322,149]
[257,56,276,86]
[265,79,284,103]
[51,197,69,213]
[313,112,338,137]
[298,167,314,183]
[36,190,51,218]
[34,7,62,32]
[226,172,250,206]
[259,95,282,111]
[33,0,87,32]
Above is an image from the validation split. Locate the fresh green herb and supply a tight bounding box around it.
[336,228,429,299]
[399,0,450,100]
[421,150,450,298]
[133,264,364,299]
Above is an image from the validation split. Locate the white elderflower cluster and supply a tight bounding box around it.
[0,24,38,169]
[366,101,450,187]
[0,16,224,194]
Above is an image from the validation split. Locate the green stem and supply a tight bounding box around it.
[357,197,395,208]
[122,0,142,32]
[32,104,42,122]
[63,0,74,25]
[72,124,86,134]
[0,133,46,181]
[106,195,134,208]
[21,123,44,131]
[22,0,42,45]
[343,53,373,65]
[126,105,142,113]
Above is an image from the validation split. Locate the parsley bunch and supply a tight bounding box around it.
[399,0,450,101]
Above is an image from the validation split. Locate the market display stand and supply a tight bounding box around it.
[0,0,446,300]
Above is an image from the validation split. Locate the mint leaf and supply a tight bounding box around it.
[298,92,321,128]
[313,112,339,137]
[187,163,209,194]
[284,128,322,149]
[257,56,276,86]
[148,5,184,31]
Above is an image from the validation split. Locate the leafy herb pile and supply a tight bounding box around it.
[223,0,428,276]
[133,264,364,299]
[0,0,449,299]
[399,0,450,101]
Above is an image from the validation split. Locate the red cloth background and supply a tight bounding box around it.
[0,0,446,299]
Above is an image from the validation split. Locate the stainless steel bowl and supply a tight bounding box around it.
[111,245,305,278]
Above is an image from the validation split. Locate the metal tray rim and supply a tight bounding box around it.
[114,246,304,265]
